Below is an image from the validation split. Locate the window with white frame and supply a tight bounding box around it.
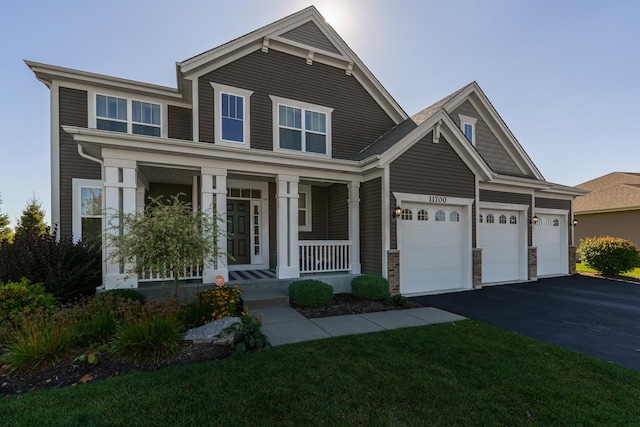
[298,185,312,231]
[211,82,253,146]
[95,94,161,137]
[458,114,477,145]
[72,179,103,244]
[270,95,333,156]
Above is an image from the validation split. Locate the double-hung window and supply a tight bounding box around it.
[211,82,253,146]
[95,94,162,137]
[270,95,333,156]
[72,179,103,244]
[132,101,161,136]
[96,95,127,133]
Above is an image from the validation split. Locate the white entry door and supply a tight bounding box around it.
[399,204,467,294]
[535,214,567,276]
[478,210,525,284]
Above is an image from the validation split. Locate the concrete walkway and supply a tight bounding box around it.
[251,306,467,346]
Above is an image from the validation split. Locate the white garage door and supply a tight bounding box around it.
[478,210,524,283]
[400,205,466,294]
[535,215,567,276]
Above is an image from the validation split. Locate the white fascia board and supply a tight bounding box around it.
[376,111,493,181]
[177,7,407,123]
[62,126,373,178]
[442,82,545,181]
[26,60,182,100]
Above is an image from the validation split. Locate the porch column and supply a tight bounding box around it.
[104,158,138,290]
[202,167,228,284]
[276,175,300,279]
[348,181,361,274]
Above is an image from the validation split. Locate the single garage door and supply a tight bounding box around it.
[400,205,466,294]
[478,210,524,283]
[535,214,567,276]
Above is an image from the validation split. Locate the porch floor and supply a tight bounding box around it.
[228,269,277,282]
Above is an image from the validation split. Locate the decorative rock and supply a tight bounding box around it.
[184,316,241,345]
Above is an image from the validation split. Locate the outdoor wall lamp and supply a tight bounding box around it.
[392,206,402,219]
[573,218,578,226]
[530,215,539,225]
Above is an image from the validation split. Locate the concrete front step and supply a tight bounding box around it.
[242,289,289,310]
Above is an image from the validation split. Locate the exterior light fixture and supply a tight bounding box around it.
[392,206,402,219]
[531,215,538,225]
[573,218,578,227]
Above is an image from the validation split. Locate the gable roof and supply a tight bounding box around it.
[574,172,640,213]
[178,6,407,124]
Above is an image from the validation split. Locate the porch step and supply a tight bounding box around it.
[241,289,289,310]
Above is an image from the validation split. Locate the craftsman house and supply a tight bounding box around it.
[27,6,584,295]
[574,172,640,248]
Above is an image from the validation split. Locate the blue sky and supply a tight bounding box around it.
[1,0,638,227]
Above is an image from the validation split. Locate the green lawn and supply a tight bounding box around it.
[2,321,639,426]
[576,262,640,278]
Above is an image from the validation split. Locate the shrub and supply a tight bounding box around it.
[0,234,101,303]
[0,310,74,372]
[288,280,333,307]
[384,294,412,308]
[579,237,640,275]
[227,315,270,357]
[97,289,147,305]
[351,275,390,301]
[110,308,185,364]
[0,278,57,324]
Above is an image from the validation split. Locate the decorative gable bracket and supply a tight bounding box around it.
[262,37,270,53]
[346,62,353,76]
[306,50,315,65]
[433,120,442,144]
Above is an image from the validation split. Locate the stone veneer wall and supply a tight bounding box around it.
[472,248,482,289]
[528,247,537,281]
[568,246,577,275]
[387,250,400,295]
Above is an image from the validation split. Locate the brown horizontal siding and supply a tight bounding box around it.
[450,100,523,176]
[167,105,192,141]
[280,21,341,54]
[198,49,395,159]
[575,210,640,249]
[328,184,348,240]
[360,178,382,275]
[390,133,475,248]
[59,87,99,239]
[480,189,533,246]
[300,186,328,240]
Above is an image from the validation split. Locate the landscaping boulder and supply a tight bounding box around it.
[184,316,241,345]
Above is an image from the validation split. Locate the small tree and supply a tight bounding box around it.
[14,196,49,240]
[0,193,13,243]
[108,195,225,296]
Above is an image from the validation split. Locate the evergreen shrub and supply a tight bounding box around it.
[288,279,333,307]
[351,275,390,301]
[579,236,640,275]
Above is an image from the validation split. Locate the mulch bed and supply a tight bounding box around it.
[1,293,419,397]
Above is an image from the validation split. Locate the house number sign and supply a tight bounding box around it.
[428,195,447,203]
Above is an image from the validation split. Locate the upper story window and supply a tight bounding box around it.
[270,95,333,157]
[95,94,162,137]
[458,114,477,145]
[211,82,253,147]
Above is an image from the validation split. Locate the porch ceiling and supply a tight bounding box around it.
[138,165,199,186]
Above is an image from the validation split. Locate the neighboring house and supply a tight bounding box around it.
[574,172,640,248]
[27,6,584,294]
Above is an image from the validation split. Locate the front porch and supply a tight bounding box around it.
[99,159,362,290]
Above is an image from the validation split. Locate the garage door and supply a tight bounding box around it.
[535,215,567,276]
[400,205,466,294]
[478,210,524,283]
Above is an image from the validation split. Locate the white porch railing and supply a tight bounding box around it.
[299,240,352,274]
[138,261,203,282]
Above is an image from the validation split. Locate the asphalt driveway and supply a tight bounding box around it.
[411,275,640,371]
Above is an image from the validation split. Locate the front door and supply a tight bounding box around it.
[227,200,251,265]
